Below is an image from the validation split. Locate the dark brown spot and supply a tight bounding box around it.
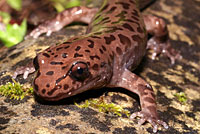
[132,16,139,21]
[64,46,70,49]
[74,53,83,58]
[46,71,54,75]
[102,17,109,22]
[132,10,139,17]
[137,26,143,33]
[118,34,131,47]
[144,97,155,103]
[94,32,102,35]
[9,52,22,59]
[63,41,72,44]
[56,75,67,84]
[47,50,52,53]
[129,0,135,4]
[122,23,135,32]
[101,20,111,25]
[75,46,81,51]
[132,35,142,43]
[104,35,116,45]
[100,4,109,12]
[106,6,117,14]
[50,61,63,65]
[94,14,101,21]
[91,36,101,39]
[99,49,104,54]
[105,26,123,33]
[92,17,111,27]
[54,55,58,58]
[126,19,140,25]
[85,50,90,53]
[115,11,127,17]
[61,66,67,70]
[62,53,68,58]
[42,53,50,58]
[87,62,90,66]
[109,52,114,59]
[47,87,58,96]
[87,40,94,48]
[90,55,100,60]
[112,11,127,24]
[64,84,69,90]
[92,64,99,71]
[102,45,107,51]
[46,84,50,88]
[116,47,122,55]
[116,2,130,9]
[42,89,46,94]
[51,53,54,55]
[56,47,63,51]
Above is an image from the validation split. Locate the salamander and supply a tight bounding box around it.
[14,0,181,132]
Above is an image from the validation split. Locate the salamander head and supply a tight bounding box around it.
[33,40,112,101]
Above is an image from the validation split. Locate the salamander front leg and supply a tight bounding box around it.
[115,69,168,133]
[28,6,98,38]
[144,15,182,64]
[12,62,35,79]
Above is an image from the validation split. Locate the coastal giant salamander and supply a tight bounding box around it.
[14,0,181,132]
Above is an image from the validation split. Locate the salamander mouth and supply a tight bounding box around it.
[36,76,101,101]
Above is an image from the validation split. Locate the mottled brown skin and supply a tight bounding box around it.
[19,0,182,132]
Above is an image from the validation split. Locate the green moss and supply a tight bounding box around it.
[174,92,187,104]
[0,19,27,47]
[75,97,130,117]
[50,0,93,12]
[0,79,33,100]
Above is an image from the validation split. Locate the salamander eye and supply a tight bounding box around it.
[69,62,90,81]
